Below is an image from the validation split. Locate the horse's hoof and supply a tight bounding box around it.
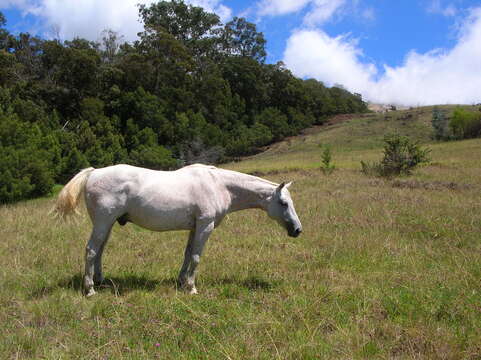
[189,287,198,295]
[85,288,96,298]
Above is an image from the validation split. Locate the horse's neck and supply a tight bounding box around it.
[222,171,276,213]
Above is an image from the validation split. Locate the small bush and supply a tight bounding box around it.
[360,160,383,177]
[320,145,335,175]
[361,134,430,177]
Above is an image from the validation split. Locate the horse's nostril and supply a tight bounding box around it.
[295,228,302,235]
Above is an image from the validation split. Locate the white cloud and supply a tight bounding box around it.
[428,0,457,17]
[1,0,232,41]
[39,0,150,41]
[303,0,345,26]
[284,30,376,90]
[257,0,345,25]
[284,7,481,105]
[214,4,232,21]
[257,0,311,16]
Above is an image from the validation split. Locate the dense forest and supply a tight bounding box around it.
[0,1,367,203]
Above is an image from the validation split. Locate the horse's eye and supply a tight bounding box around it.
[279,200,288,207]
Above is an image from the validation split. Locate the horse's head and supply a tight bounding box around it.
[267,182,302,238]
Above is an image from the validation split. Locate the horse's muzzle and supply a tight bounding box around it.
[288,227,302,238]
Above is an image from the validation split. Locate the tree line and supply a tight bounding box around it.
[0,1,367,203]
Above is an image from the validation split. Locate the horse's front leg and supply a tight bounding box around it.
[184,219,214,295]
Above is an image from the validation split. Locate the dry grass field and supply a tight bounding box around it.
[1,107,480,359]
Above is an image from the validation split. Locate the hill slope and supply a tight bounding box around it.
[228,106,481,182]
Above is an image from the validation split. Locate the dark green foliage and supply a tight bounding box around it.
[128,145,177,170]
[0,107,56,202]
[0,2,367,203]
[255,107,291,141]
[59,147,89,184]
[361,134,430,177]
[225,122,274,156]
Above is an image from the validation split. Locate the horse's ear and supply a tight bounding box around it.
[277,182,292,191]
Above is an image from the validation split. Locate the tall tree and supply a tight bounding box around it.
[99,29,124,64]
[0,11,8,50]
[136,25,193,96]
[9,33,43,81]
[0,14,17,86]
[138,0,221,60]
[221,17,266,63]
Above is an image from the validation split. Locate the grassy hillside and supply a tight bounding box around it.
[229,106,459,172]
[1,106,480,359]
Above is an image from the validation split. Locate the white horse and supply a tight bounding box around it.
[55,164,302,297]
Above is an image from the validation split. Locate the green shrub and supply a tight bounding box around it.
[360,160,382,177]
[361,134,430,177]
[320,145,335,175]
[449,107,481,139]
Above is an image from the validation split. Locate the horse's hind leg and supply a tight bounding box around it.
[84,220,114,297]
[178,230,195,287]
[93,239,108,285]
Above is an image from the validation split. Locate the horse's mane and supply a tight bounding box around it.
[184,163,279,187]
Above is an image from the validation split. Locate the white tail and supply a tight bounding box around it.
[54,167,95,217]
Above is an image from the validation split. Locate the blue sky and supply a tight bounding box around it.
[1,0,481,105]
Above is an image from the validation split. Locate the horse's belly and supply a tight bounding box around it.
[127,206,195,232]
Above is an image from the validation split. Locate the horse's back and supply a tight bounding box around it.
[84,164,229,231]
